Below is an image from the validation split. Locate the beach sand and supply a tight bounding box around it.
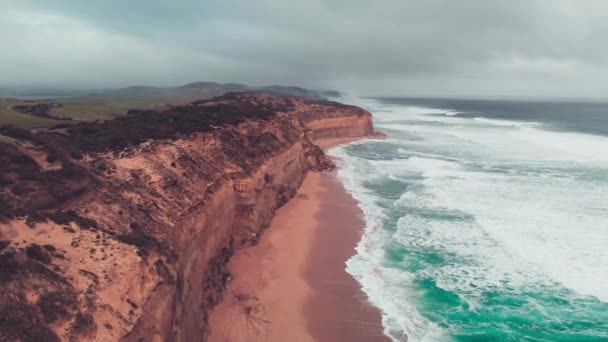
[208,138,388,342]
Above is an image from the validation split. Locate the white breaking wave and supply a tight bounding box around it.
[328,98,608,341]
[472,116,542,127]
[331,146,447,341]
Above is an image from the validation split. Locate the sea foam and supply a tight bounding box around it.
[330,98,608,341]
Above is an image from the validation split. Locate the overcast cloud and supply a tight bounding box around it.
[1,0,608,98]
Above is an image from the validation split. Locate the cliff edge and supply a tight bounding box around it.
[0,92,375,341]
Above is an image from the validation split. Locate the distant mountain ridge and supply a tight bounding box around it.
[0,82,342,128]
[1,82,341,101]
[94,82,339,101]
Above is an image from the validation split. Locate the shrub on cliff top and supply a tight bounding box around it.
[25,244,52,264]
[0,125,32,140]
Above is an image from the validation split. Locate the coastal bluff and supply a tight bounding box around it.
[0,92,375,341]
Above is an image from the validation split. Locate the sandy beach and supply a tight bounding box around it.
[208,139,388,342]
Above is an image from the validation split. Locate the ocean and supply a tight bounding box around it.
[330,97,608,341]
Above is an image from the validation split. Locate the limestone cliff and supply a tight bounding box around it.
[0,92,374,341]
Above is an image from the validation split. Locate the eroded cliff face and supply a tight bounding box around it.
[0,92,374,341]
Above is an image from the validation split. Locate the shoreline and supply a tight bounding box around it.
[208,137,389,341]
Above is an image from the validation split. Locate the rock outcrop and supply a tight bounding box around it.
[0,92,374,341]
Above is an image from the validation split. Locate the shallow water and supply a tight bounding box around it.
[331,97,608,341]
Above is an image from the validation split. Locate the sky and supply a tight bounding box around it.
[1,0,608,98]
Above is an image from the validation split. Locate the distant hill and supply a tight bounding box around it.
[0,87,87,100]
[0,82,342,128]
[95,82,337,101]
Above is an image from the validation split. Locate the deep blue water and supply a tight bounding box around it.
[377,97,608,137]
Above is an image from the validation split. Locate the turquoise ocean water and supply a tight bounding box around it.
[331,97,608,341]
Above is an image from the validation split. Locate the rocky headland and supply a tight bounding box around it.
[0,92,376,341]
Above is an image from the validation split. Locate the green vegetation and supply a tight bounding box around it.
[0,99,60,128]
[52,96,167,121]
[0,91,227,128]
[49,87,238,122]
[0,96,177,129]
[0,83,330,129]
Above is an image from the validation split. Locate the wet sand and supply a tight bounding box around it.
[208,139,388,342]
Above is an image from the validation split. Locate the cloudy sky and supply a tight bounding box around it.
[2,0,608,98]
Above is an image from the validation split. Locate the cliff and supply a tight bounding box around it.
[0,92,375,341]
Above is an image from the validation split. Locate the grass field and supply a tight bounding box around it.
[52,96,164,121]
[0,86,247,129]
[0,99,61,128]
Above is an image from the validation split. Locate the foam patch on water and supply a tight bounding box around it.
[331,146,446,341]
[427,168,608,301]
[390,127,608,302]
[329,98,608,341]
[472,116,542,127]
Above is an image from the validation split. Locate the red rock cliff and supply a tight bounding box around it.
[0,92,374,341]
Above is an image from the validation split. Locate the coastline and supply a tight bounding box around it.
[208,137,388,342]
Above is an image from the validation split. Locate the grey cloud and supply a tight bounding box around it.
[2,0,608,98]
